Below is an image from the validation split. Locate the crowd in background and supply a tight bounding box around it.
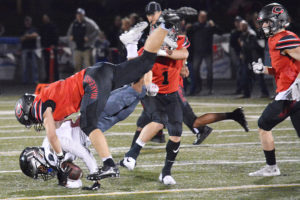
[2,5,298,98]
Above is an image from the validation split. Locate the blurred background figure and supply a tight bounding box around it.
[94,31,110,63]
[40,14,59,83]
[129,13,140,27]
[107,15,122,63]
[187,11,220,95]
[20,16,39,84]
[238,20,268,98]
[67,8,100,72]
[229,16,242,95]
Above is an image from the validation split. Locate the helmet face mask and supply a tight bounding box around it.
[257,3,289,38]
[19,147,56,181]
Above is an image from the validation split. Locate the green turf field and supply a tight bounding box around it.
[1,96,300,200]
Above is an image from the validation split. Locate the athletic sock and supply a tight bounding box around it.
[225,112,234,120]
[125,138,145,160]
[162,140,181,176]
[131,130,141,148]
[264,149,276,166]
[102,156,116,167]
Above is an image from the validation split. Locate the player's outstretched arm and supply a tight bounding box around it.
[43,107,63,155]
[158,47,189,60]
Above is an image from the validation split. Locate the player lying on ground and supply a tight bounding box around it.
[15,10,180,183]
[249,3,300,176]
[19,120,100,190]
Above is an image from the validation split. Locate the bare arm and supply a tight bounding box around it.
[144,70,153,86]
[43,107,63,154]
[164,48,189,60]
[283,46,300,61]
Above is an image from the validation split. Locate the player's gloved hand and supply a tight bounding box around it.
[252,58,264,74]
[157,49,167,56]
[56,152,72,186]
[146,83,159,96]
[57,165,72,187]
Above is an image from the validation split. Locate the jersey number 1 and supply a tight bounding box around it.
[162,71,169,85]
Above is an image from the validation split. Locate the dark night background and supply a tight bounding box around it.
[0,0,299,37]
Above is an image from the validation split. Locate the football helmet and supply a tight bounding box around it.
[257,3,289,38]
[15,94,36,127]
[19,147,56,181]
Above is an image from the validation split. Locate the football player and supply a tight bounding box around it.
[249,3,300,176]
[15,11,180,182]
[130,1,248,149]
[19,119,100,190]
[120,2,191,185]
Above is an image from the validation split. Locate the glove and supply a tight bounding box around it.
[157,49,167,56]
[146,83,159,96]
[252,58,264,74]
[57,165,72,187]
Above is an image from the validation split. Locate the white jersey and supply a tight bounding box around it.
[42,120,98,174]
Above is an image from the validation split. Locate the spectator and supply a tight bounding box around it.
[107,15,122,63]
[238,20,269,98]
[129,13,139,27]
[187,11,221,95]
[107,15,122,49]
[20,16,39,84]
[40,14,59,83]
[229,16,242,94]
[67,8,100,72]
[118,17,131,61]
[95,31,110,63]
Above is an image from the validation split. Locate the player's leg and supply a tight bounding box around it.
[177,85,213,145]
[193,107,248,132]
[160,93,183,185]
[290,102,300,137]
[131,110,152,148]
[120,95,166,170]
[80,64,119,180]
[249,101,293,176]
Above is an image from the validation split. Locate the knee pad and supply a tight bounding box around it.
[167,122,182,137]
[257,116,272,131]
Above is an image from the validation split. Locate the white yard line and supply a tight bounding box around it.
[1,140,299,156]
[4,183,300,200]
[0,127,296,138]
[2,159,300,174]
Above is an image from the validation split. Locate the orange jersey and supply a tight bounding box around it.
[268,30,300,92]
[138,35,190,94]
[31,69,86,122]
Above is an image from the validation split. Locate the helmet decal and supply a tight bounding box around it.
[272,6,284,15]
[16,104,23,119]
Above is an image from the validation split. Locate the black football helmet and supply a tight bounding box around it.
[257,3,289,38]
[19,147,56,181]
[15,94,36,127]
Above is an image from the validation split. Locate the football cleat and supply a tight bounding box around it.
[232,107,249,132]
[119,21,148,45]
[87,165,120,180]
[159,173,176,185]
[82,181,101,190]
[119,157,136,171]
[193,126,213,145]
[249,165,281,177]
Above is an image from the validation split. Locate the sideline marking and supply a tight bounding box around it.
[5,184,300,200]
